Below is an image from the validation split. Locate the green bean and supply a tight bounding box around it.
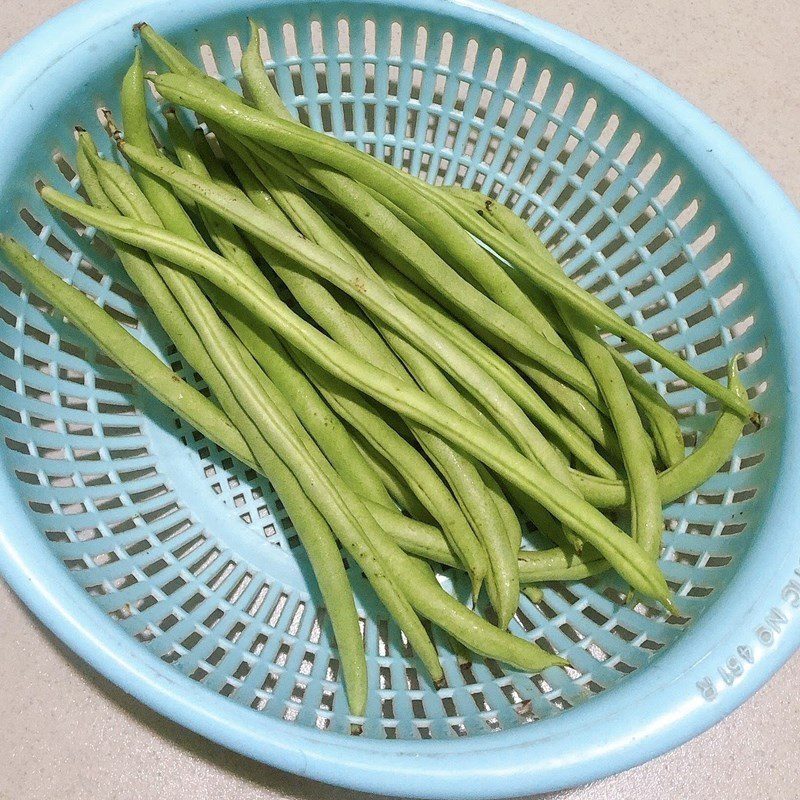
[570,358,748,507]
[518,547,609,583]
[165,111,393,507]
[402,556,565,671]
[211,140,488,593]
[136,23,198,74]
[606,346,685,467]
[76,134,213,377]
[566,315,664,560]
[424,186,756,423]
[480,468,523,552]
[41,188,674,608]
[151,70,752,421]
[240,19,291,120]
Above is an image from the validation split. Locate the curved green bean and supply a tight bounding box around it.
[570,358,748,507]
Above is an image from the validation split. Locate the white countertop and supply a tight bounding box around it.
[1,1,798,798]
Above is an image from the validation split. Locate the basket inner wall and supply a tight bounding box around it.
[0,1,780,741]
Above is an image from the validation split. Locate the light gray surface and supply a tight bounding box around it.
[1,1,798,798]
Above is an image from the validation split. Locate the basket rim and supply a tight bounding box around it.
[1,0,800,797]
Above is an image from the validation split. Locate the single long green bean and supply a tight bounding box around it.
[606,346,685,467]
[566,313,664,559]
[41,187,673,607]
[402,555,565,671]
[570,359,748,507]
[240,19,292,119]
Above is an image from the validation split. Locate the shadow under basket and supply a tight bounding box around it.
[0,1,798,797]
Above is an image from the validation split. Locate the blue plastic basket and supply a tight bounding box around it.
[1,0,799,796]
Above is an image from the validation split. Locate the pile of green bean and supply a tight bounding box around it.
[0,21,754,720]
